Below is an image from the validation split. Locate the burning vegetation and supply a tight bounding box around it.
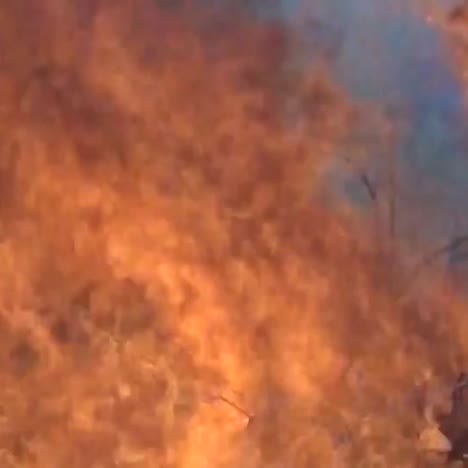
[0,1,468,467]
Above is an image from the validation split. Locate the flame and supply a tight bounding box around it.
[0,1,467,467]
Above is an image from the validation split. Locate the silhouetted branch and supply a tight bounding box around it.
[217,394,254,420]
[397,233,468,303]
[342,155,378,203]
[360,172,378,202]
[207,394,254,425]
[411,234,468,277]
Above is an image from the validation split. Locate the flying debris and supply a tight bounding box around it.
[420,373,468,465]
[447,2,468,47]
[440,373,468,465]
[449,3,468,24]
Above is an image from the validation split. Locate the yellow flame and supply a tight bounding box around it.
[0,1,466,467]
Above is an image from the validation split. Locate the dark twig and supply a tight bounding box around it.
[397,234,468,303]
[342,155,378,203]
[207,394,254,424]
[359,172,378,202]
[410,234,468,278]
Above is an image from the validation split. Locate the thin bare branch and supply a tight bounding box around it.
[207,394,254,423]
[412,234,468,277]
[342,155,378,203]
[397,233,468,303]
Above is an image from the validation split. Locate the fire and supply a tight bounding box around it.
[0,1,467,467]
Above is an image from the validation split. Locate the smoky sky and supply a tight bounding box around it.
[280,0,468,244]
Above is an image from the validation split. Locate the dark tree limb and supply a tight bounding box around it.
[206,393,254,425]
[411,234,468,277]
[342,155,378,203]
[397,234,468,303]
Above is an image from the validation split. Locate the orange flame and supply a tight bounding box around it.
[0,1,467,467]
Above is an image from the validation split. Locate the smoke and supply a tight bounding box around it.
[0,1,467,467]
